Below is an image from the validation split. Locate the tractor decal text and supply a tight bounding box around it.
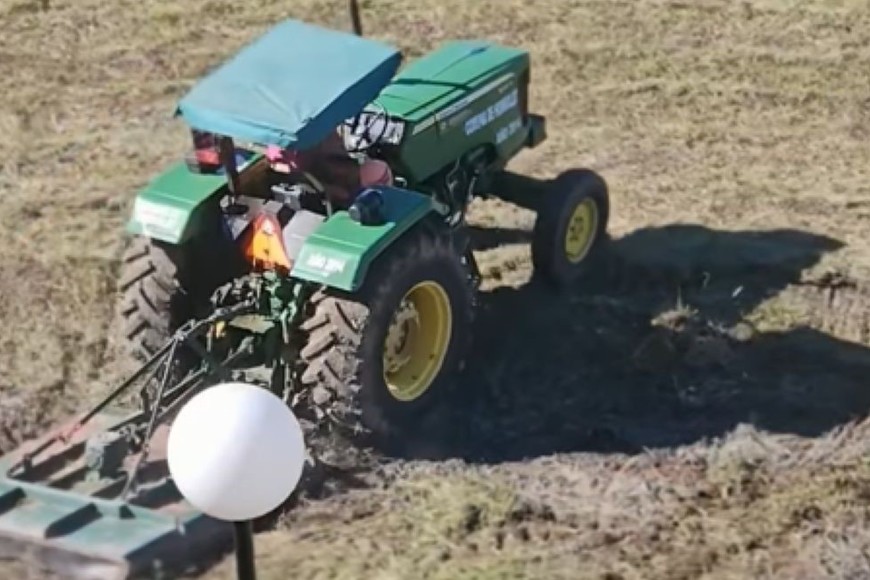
[132,198,187,239]
[413,72,515,136]
[464,88,519,137]
[496,117,524,145]
[305,252,347,276]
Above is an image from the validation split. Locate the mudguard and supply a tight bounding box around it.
[125,161,225,245]
[291,186,437,292]
[125,155,265,245]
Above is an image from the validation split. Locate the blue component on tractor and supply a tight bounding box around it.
[348,188,386,226]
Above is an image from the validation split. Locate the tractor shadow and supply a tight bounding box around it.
[396,223,870,463]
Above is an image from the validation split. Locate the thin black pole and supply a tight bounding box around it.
[234,520,257,580]
[349,0,363,36]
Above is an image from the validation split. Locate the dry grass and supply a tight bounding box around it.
[3,0,870,578]
[204,424,870,580]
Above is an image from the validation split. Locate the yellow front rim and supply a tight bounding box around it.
[564,199,598,264]
[382,281,453,402]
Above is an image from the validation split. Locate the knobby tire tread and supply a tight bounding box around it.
[298,223,474,442]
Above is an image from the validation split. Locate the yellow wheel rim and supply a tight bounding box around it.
[564,198,599,264]
[382,281,453,402]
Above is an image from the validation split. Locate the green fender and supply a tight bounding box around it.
[125,156,263,244]
[291,186,439,292]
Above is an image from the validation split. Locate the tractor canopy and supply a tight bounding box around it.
[174,18,403,150]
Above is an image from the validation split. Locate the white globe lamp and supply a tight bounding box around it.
[166,382,306,580]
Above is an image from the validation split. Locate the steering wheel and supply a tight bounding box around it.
[341,103,389,153]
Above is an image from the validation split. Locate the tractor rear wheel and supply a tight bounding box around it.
[531,168,609,287]
[298,223,474,443]
[117,234,240,372]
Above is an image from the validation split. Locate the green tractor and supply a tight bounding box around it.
[0,8,611,577]
[118,11,609,442]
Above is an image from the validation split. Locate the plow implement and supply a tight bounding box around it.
[0,302,260,580]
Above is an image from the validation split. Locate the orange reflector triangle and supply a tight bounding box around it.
[242,213,292,272]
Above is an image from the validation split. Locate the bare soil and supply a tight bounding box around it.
[3,0,870,578]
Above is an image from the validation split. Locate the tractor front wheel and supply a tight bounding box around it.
[531,168,609,287]
[298,223,474,443]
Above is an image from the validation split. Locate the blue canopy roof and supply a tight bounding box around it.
[175,19,402,150]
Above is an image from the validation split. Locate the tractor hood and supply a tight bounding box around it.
[377,40,529,123]
[175,18,402,150]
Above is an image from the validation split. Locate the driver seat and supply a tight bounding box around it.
[359,158,393,188]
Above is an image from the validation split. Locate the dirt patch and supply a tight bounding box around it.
[0,256,119,453]
[0,384,62,455]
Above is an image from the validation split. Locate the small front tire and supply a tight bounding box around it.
[531,169,609,287]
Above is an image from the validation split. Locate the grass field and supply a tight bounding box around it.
[3,0,870,578]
